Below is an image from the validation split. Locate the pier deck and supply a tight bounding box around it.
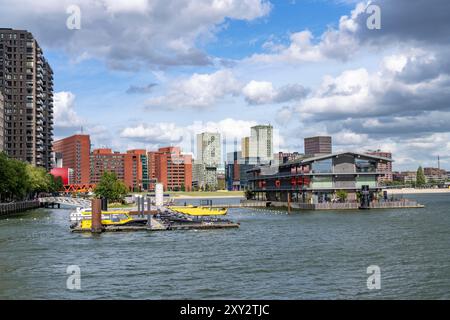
[71,221,239,233]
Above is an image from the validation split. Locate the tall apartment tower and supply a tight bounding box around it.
[304,136,332,156]
[0,28,54,169]
[0,92,4,152]
[196,132,221,166]
[249,125,273,164]
[53,134,91,184]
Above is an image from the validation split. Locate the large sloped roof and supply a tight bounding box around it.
[278,151,393,168]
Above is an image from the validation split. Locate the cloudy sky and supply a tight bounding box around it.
[2,0,449,170]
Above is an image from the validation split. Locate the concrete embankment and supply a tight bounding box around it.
[385,188,450,195]
[0,200,40,216]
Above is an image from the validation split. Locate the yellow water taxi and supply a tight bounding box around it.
[168,205,228,216]
[75,210,135,230]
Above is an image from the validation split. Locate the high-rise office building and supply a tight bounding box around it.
[0,28,54,169]
[194,132,221,189]
[196,132,221,166]
[304,136,332,156]
[0,92,4,152]
[249,125,273,163]
[53,134,91,184]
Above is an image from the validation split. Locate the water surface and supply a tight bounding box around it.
[0,194,448,299]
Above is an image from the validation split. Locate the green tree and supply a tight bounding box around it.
[27,165,51,194]
[51,175,64,192]
[336,190,348,202]
[94,171,129,203]
[9,158,31,201]
[416,166,426,187]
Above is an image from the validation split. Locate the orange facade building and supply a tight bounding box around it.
[148,146,192,191]
[53,134,91,184]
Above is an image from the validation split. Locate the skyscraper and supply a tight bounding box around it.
[194,132,221,189]
[196,132,221,166]
[0,28,54,169]
[249,125,273,163]
[0,92,4,152]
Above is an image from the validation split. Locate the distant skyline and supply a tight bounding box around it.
[2,0,449,171]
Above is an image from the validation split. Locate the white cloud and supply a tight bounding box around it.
[146,69,241,109]
[250,31,324,64]
[242,80,309,105]
[53,91,83,128]
[0,0,271,69]
[242,80,277,104]
[120,123,185,143]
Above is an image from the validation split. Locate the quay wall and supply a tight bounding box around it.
[240,199,423,210]
[0,200,40,216]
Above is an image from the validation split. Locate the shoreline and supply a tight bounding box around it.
[385,188,450,195]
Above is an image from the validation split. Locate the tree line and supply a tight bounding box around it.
[0,152,63,202]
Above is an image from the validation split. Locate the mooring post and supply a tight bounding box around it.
[146,196,152,228]
[91,198,103,233]
[287,193,291,214]
[137,195,141,214]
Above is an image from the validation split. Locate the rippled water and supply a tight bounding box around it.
[0,194,449,299]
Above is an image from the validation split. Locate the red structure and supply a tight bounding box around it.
[50,167,73,185]
[63,184,96,194]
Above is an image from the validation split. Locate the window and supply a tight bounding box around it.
[355,158,377,173]
[311,159,332,173]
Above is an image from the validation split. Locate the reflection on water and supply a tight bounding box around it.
[0,194,449,299]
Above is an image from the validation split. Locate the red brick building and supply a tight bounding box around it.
[148,146,192,191]
[367,150,393,183]
[90,148,142,191]
[126,149,147,191]
[53,134,91,184]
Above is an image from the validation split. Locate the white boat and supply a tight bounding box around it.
[70,207,90,223]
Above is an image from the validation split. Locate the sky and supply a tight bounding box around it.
[1,0,449,171]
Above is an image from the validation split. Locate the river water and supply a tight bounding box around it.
[0,194,449,299]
